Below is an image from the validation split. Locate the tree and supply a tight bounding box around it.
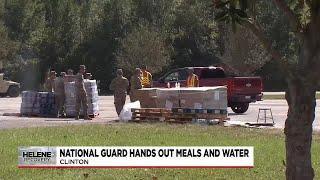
[214,0,320,179]
[28,0,84,82]
[116,25,171,74]
[217,24,271,75]
[172,0,220,67]
[0,1,18,69]
[0,23,17,67]
[132,0,175,28]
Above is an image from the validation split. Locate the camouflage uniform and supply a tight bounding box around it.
[54,77,65,117]
[44,78,54,92]
[109,76,129,115]
[75,73,89,118]
[66,69,74,82]
[130,74,142,102]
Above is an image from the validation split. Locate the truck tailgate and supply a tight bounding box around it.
[231,77,262,94]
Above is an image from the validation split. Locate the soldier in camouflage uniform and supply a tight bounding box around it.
[74,65,91,120]
[67,69,74,75]
[44,71,56,92]
[54,72,66,117]
[130,68,143,102]
[66,69,74,82]
[109,69,129,115]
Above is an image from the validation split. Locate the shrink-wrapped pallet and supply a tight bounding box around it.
[155,89,180,108]
[134,88,157,108]
[155,87,228,110]
[178,87,227,110]
[20,91,58,117]
[134,86,228,111]
[64,80,99,117]
[37,92,58,116]
[20,91,37,115]
[64,82,76,116]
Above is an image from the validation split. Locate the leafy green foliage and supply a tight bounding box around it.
[214,0,249,28]
[0,0,296,91]
[116,25,171,74]
[0,23,17,65]
[0,0,223,92]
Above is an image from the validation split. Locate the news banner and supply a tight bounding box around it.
[18,146,254,168]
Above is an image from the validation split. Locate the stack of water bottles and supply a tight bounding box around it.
[20,91,58,117]
[38,92,58,117]
[20,91,38,115]
[64,82,77,116]
[64,80,99,117]
[84,80,99,115]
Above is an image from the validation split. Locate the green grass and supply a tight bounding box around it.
[0,124,319,180]
[263,92,320,100]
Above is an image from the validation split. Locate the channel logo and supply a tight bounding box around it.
[19,147,56,166]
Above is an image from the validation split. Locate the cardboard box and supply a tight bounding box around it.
[178,87,227,109]
[135,87,228,110]
[155,89,180,108]
[134,88,158,108]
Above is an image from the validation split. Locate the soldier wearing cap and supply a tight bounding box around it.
[66,65,91,120]
[65,69,74,82]
[44,71,56,92]
[67,69,74,75]
[109,69,129,115]
[54,72,66,117]
[130,68,143,102]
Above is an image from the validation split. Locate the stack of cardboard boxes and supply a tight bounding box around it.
[133,88,158,108]
[136,86,227,111]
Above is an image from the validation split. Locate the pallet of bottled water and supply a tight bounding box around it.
[37,92,58,117]
[20,91,37,115]
[20,91,58,117]
[65,80,99,117]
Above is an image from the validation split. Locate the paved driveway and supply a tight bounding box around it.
[0,97,319,130]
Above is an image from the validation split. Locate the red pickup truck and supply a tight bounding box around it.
[153,67,263,114]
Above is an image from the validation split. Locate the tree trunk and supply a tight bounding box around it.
[285,78,316,180]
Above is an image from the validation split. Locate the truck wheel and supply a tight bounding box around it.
[7,85,20,97]
[231,103,249,114]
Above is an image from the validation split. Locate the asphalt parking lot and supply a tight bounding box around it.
[0,96,319,130]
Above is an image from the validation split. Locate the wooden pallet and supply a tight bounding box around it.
[170,108,228,123]
[245,122,275,127]
[65,112,99,118]
[131,108,228,124]
[20,113,41,117]
[131,108,171,114]
[172,108,228,115]
[131,108,171,122]
[2,113,21,117]
[132,115,166,121]
[170,113,228,120]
